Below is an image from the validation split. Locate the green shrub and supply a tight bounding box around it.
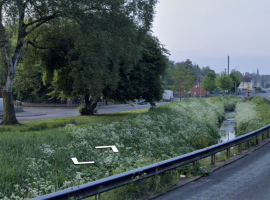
[78,104,91,115]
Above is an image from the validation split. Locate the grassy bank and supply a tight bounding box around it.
[0,97,242,199]
[235,96,270,136]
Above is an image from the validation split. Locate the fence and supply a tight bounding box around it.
[32,124,270,200]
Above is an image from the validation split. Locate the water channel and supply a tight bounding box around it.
[219,112,236,143]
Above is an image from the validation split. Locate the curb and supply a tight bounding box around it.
[0,112,47,118]
[16,112,47,117]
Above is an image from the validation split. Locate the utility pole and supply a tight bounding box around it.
[198,65,201,98]
[228,55,229,76]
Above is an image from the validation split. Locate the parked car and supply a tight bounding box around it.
[262,89,267,93]
[163,90,174,101]
[137,98,147,105]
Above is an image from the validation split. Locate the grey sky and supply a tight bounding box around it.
[152,0,270,75]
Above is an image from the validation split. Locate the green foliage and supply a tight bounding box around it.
[229,71,242,93]
[250,96,270,125]
[13,64,59,103]
[235,102,262,136]
[77,104,96,115]
[201,66,215,77]
[202,71,216,92]
[0,0,159,123]
[78,104,89,115]
[235,96,270,136]
[172,62,197,100]
[163,60,175,89]
[220,95,244,111]
[251,96,269,105]
[103,34,168,106]
[255,86,262,92]
[0,99,224,198]
[36,14,165,108]
[215,72,233,92]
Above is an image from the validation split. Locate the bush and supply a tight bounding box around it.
[255,87,262,92]
[78,104,91,115]
[251,96,269,105]
[235,102,263,136]
[215,95,244,111]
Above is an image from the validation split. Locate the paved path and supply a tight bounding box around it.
[0,102,169,122]
[153,141,270,200]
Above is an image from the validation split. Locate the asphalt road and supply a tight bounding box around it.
[253,91,270,100]
[0,101,170,122]
[153,141,270,200]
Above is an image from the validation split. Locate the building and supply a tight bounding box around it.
[238,81,254,94]
[191,80,207,97]
[179,75,207,98]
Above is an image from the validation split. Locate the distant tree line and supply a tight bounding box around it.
[164,59,245,96]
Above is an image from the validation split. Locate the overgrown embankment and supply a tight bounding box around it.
[235,96,270,136]
[0,96,243,199]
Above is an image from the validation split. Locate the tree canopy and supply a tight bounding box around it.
[215,72,233,92]
[229,71,242,93]
[0,0,159,123]
[201,66,216,77]
[202,71,216,92]
[103,33,168,106]
[172,62,196,101]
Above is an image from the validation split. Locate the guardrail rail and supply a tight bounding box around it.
[32,124,270,200]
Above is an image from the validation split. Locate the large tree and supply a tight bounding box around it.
[30,6,160,114]
[215,72,233,93]
[229,71,242,93]
[0,0,158,124]
[202,71,216,92]
[103,33,168,107]
[172,63,196,101]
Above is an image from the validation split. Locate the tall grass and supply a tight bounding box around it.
[235,96,270,136]
[0,97,242,199]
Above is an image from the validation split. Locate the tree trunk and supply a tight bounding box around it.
[0,14,20,125]
[82,94,99,115]
[1,90,18,125]
[0,3,58,125]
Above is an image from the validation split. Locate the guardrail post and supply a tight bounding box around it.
[211,154,215,165]
[256,136,259,145]
[227,148,230,159]
[248,140,251,148]
[262,132,265,141]
[267,130,270,138]
[95,194,100,200]
[238,144,242,153]
[193,161,197,172]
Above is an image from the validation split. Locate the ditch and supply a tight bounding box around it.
[219,112,236,143]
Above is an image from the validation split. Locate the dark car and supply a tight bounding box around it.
[137,99,147,105]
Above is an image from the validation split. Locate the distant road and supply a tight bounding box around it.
[253,92,270,100]
[153,141,270,200]
[0,101,170,122]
